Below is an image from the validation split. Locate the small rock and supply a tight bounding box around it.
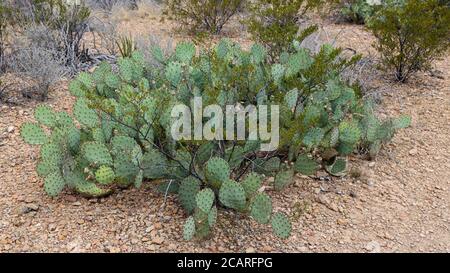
[262,246,272,252]
[408,148,418,156]
[365,241,381,253]
[73,201,82,206]
[245,247,256,253]
[7,126,14,133]
[368,162,376,167]
[65,195,77,202]
[19,203,39,214]
[152,236,164,245]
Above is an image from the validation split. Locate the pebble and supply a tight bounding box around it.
[409,148,418,156]
[245,247,256,253]
[7,126,14,133]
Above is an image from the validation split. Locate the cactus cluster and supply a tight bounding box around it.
[21,38,410,241]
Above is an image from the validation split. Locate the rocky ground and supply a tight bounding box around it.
[0,11,449,252]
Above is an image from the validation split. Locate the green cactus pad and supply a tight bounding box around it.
[92,127,106,143]
[325,157,347,177]
[196,188,215,213]
[175,42,196,63]
[219,179,246,211]
[82,141,113,166]
[271,212,291,239]
[73,98,99,128]
[339,121,361,144]
[75,180,111,198]
[195,142,216,165]
[205,157,230,187]
[253,157,280,175]
[392,115,411,130]
[165,61,182,86]
[208,206,218,227]
[284,88,298,109]
[183,216,196,241]
[274,169,294,191]
[241,172,262,198]
[34,105,56,127]
[21,122,47,145]
[302,127,325,149]
[250,193,272,224]
[40,142,63,166]
[294,154,319,175]
[36,160,59,177]
[44,171,65,197]
[95,166,115,184]
[134,169,144,188]
[250,43,266,64]
[179,176,201,214]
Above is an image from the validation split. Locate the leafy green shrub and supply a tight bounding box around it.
[244,0,324,59]
[21,39,409,240]
[163,0,244,34]
[340,0,381,24]
[367,0,450,82]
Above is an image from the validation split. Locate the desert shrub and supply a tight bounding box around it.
[163,0,245,34]
[244,0,325,60]
[339,0,381,24]
[8,45,68,100]
[0,2,13,73]
[367,0,450,82]
[87,0,137,11]
[21,39,409,240]
[10,0,91,72]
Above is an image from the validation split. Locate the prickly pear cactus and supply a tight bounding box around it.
[20,38,410,243]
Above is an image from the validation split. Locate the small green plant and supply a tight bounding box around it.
[340,0,381,24]
[163,0,244,34]
[367,0,450,82]
[244,0,324,59]
[116,35,136,57]
[22,39,409,241]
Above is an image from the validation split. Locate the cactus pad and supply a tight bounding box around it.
[44,172,65,197]
[271,212,291,239]
[183,216,196,240]
[250,193,272,224]
[274,169,294,191]
[294,154,318,175]
[34,105,56,127]
[241,172,262,198]
[206,157,230,187]
[219,179,246,211]
[82,141,113,166]
[74,98,99,128]
[196,188,215,213]
[21,123,47,145]
[95,166,115,184]
[179,176,201,214]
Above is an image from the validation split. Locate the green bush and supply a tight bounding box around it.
[367,0,450,82]
[340,0,381,24]
[21,39,409,240]
[244,0,324,60]
[163,0,245,34]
